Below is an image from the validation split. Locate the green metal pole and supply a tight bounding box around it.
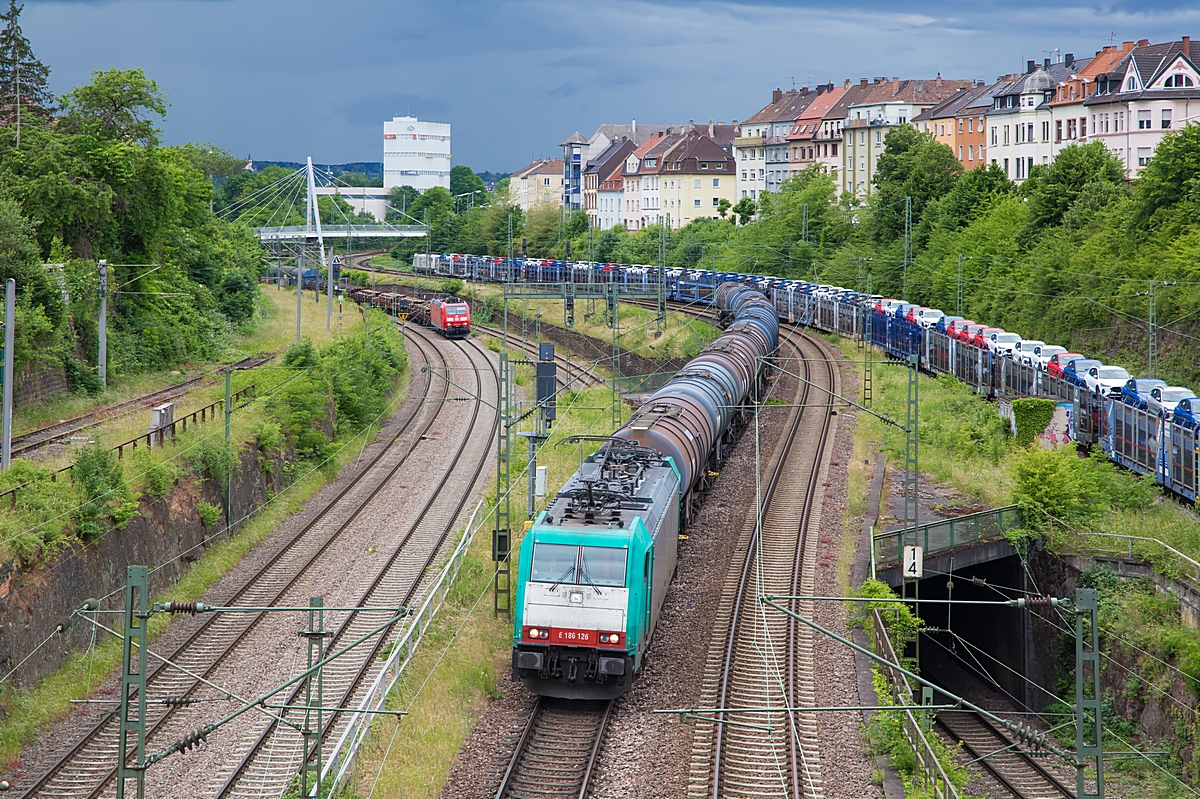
[904,353,920,664]
[116,566,149,799]
[301,597,326,797]
[1075,587,1104,799]
[494,352,512,618]
[224,365,232,534]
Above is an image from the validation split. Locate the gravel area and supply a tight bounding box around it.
[809,355,884,799]
[1,333,473,792]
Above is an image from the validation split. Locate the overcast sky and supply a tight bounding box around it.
[22,0,1200,173]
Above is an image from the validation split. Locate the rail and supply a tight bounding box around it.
[873,505,1022,565]
[319,499,486,793]
[0,385,255,507]
[872,610,961,799]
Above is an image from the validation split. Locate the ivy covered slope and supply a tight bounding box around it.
[0,2,260,387]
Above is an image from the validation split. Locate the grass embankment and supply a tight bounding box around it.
[831,335,1200,796]
[12,288,345,473]
[0,289,409,767]
[346,370,629,797]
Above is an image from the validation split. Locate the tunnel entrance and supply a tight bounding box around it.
[899,553,1049,710]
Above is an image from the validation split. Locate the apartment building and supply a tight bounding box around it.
[509,159,564,211]
[1084,36,1200,178]
[843,76,975,196]
[583,138,637,229]
[1047,44,1135,158]
[734,89,795,201]
[813,81,876,194]
[912,84,990,169]
[986,57,1091,181]
[655,131,738,228]
[786,85,844,177]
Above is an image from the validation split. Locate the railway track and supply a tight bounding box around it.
[10,354,275,459]
[687,326,840,799]
[938,712,1075,799]
[213,333,499,797]
[495,697,613,799]
[13,326,477,799]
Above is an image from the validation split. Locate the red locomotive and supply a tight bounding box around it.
[430,297,471,339]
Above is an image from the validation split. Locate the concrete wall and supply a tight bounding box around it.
[0,441,288,689]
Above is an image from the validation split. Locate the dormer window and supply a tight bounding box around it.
[1126,76,1140,91]
[1165,74,1195,88]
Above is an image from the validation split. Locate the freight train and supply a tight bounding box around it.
[510,282,779,699]
[343,287,471,338]
[412,252,1199,504]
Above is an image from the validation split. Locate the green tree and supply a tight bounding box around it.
[0,0,52,130]
[450,165,486,207]
[481,202,522,256]
[177,142,245,183]
[59,68,167,144]
[732,197,756,225]
[385,185,420,223]
[1021,140,1124,233]
[871,127,963,245]
[716,197,732,219]
[930,163,1013,233]
[1131,123,1200,229]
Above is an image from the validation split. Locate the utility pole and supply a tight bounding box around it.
[116,566,149,799]
[98,260,108,391]
[657,217,667,333]
[1,279,12,470]
[611,283,621,430]
[1075,587,1104,799]
[956,254,964,317]
[14,61,19,150]
[903,195,912,299]
[224,365,232,534]
[801,202,809,243]
[300,596,327,798]
[494,352,512,618]
[863,274,873,409]
[903,354,920,663]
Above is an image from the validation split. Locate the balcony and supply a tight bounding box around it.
[733,135,764,148]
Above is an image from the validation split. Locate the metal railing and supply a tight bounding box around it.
[319,499,486,794]
[0,385,254,507]
[873,505,1022,565]
[1071,531,1200,585]
[872,610,960,799]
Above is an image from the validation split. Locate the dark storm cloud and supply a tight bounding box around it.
[18,0,1200,171]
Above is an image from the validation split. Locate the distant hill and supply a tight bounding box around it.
[253,161,384,186]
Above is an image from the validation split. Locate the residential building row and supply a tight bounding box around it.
[542,35,1197,229]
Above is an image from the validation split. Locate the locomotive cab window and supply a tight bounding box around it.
[582,546,627,588]
[450,304,468,315]
[531,543,577,583]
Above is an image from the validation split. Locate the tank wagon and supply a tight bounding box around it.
[511,285,777,699]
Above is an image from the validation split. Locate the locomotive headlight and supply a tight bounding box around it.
[569,591,584,605]
[528,628,540,638]
[608,633,620,644]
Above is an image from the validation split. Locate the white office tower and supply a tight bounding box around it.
[383,116,452,191]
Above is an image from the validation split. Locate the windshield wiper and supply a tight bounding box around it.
[549,565,576,592]
[578,556,604,596]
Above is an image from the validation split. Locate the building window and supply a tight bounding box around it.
[1163,109,1172,129]
[991,127,997,146]
[1017,158,1023,179]
[968,118,974,133]
[712,197,720,206]
[693,178,702,188]
[875,130,882,144]
[712,178,720,187]
[1165,74,1195,88]
[968,144,974,161]
[1003,125,1009,145]
[694,198,701,207]
[1138,147,1152,167]
[859,131,865,145]
[832,143,838,156]
[1028,123,1035,142]
[958,120,963,134]
[958,145,963,159]
[742,170,747,180]
[1056,120,1063,142]
[860,156,865,170]
[1126,76,1139,91]
[1138,110,1152,129]
[1004,158,1009,176]
[1080,117,1086,137]
[1042,121,1050,141]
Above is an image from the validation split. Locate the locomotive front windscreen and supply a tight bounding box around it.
[530,543,627,589]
